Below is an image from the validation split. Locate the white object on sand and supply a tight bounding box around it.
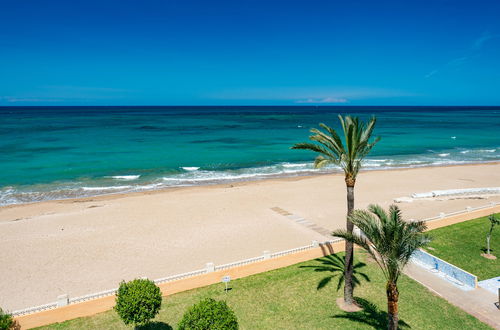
[411,187,500,199]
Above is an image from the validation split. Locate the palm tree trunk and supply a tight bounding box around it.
[344,184,355,304]
[487,235,490,254]
[386,281,399,330]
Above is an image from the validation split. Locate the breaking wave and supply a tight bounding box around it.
[1,146,499,206]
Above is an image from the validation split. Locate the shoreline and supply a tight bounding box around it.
[2,160,500,210]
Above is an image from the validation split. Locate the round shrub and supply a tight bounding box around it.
[178,298,238,330]
[114,278,162,327]
[0,308,13,330]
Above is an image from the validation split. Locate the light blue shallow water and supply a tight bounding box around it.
[0,106,499,206]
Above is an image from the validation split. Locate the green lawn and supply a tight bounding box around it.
[36,251,490,330]
[424,213,500,280]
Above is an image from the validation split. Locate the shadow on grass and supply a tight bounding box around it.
[135,321,173,330]
[480,247,495,254]
[299,254,370,291]
[332,297,410,329]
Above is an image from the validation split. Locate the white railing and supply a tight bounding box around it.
[11,302,58,316]
[68,288,118,305]
[421,201,499,223]
[155,269,207,285]
[10,202,498,317]
[11,239,339,317]
[214,256,266,272]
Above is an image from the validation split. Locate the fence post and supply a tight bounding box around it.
[312,240,319,247]
[57,294,69,307]
[206,262,215,273]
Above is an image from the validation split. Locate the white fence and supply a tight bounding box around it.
[10,201,499,317]
[419,201,498,223]
[11,239,341,317]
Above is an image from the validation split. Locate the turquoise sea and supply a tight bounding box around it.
[0,106,499,206]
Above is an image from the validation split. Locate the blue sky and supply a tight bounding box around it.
[1,0,500,105]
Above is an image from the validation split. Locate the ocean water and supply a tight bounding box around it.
[0,106,499,206]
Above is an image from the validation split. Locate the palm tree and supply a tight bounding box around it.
[332,204,431,330]
[486,214,499,255]
[292,115,379,305]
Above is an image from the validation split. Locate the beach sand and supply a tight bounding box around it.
[1,163,500,311]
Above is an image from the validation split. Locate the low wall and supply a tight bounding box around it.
[411,249,477,289]
[412,187,500,199]
[16,240,344,329]
[423,203,500,230]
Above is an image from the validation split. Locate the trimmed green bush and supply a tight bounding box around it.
[0,308,13,330]
[114,278,162,327]
[178,298,238,330]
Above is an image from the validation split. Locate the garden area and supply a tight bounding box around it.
[35,251,490,330]
[424,213,500,280]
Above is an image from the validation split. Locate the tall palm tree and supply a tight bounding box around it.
[332,204,431,330]
[292,115,379,305]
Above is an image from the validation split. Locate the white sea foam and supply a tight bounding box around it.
[162,163,326,185]
[282,163,310,168]
[451,136,457,139]
[1,154,499,207]
[109,175,141,180]
[82,186,132,191]
[134,182,165,190]
[478,149,496,153]
[181,167,200,171]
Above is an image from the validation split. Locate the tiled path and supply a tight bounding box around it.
[271,207,333,238]
[405,262,500,329]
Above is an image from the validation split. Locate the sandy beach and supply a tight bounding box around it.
[1,163,500,311]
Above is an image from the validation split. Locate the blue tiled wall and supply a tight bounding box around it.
[412,249,477,288]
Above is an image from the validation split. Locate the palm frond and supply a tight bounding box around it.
[292,116,379,181]
[345,204,431,283]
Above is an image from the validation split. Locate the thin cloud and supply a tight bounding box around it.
[472,31,497,51]
[426,31,499,78]
[209,86,415,103]
[0,85,133,105]
[425,70,438,79]
[295,97,348,104]
[42,85,130,93]
[0,96,63,103]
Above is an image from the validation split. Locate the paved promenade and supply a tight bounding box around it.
[405,262,500,329]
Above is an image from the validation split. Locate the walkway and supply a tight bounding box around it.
[271,206,333,238]
[404,262,500,329]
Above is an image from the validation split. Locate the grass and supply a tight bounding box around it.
[36,251,490,330]
[425,213,500,280]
